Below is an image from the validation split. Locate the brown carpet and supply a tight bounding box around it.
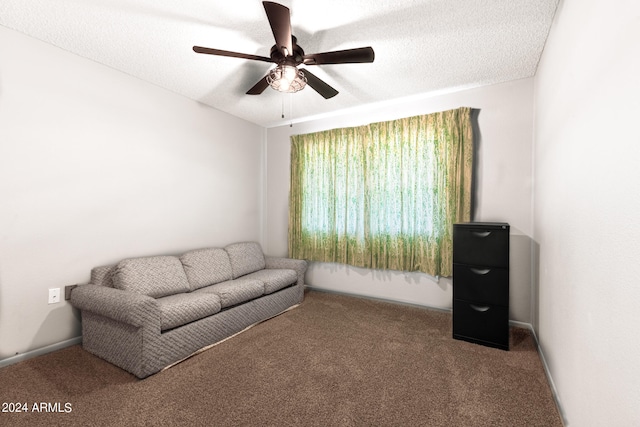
[0,290,562,426]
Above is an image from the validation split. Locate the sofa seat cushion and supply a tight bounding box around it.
[194,278,264,308]
[180,248,233,291]
[156,293,222,332]
[225,242,266,279]
[242,269,298,294]
[113,256,191,298]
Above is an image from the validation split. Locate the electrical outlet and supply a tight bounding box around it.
[48,288,61,304]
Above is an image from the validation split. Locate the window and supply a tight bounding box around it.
[289,107,474,276]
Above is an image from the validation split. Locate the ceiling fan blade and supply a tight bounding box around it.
[246,75,270,95]
[193,46,273,63]
[303,47,375,65]
[262,1,293,56]
[302,69,339,99]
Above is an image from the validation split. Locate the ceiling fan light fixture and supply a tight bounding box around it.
[267,64,307,93]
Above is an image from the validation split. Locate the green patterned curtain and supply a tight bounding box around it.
[289,107,473,277]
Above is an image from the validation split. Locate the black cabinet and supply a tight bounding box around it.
[453,222,510,350]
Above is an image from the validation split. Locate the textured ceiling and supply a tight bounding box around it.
[0,0,559,127]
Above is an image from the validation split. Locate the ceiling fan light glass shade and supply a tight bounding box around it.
[267,64,307,93]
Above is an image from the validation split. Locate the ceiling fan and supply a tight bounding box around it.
[193,1,375,99]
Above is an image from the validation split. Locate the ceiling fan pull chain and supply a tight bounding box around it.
[290,93,294,127]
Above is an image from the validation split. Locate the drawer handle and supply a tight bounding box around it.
[471,231,492,238]
[470,268,491,275]
[470,304,490,312]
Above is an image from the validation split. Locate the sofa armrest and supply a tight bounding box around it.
[265,256,308,286]
[70,284,159,328]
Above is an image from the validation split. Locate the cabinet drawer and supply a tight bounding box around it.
[453,299,509,350]
[453,264,509,306]
[453,224,509,268]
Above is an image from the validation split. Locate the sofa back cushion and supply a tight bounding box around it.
[180,248,233,291]
[225,242,266,279]
[91,265,117,287]
[113,256,191,298]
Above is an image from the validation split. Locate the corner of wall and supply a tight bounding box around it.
[260,126,270,253]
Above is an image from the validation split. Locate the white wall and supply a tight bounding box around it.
[266,79,535,322]
[533,0,640,424]
[0,27,264,360]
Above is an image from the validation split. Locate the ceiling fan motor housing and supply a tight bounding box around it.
[270,36,305,66]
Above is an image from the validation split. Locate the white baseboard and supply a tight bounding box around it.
[511,321,568,426]
[0,337,82,369]
[306,285,453,313]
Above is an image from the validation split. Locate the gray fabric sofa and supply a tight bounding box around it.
[70,242,306,378]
